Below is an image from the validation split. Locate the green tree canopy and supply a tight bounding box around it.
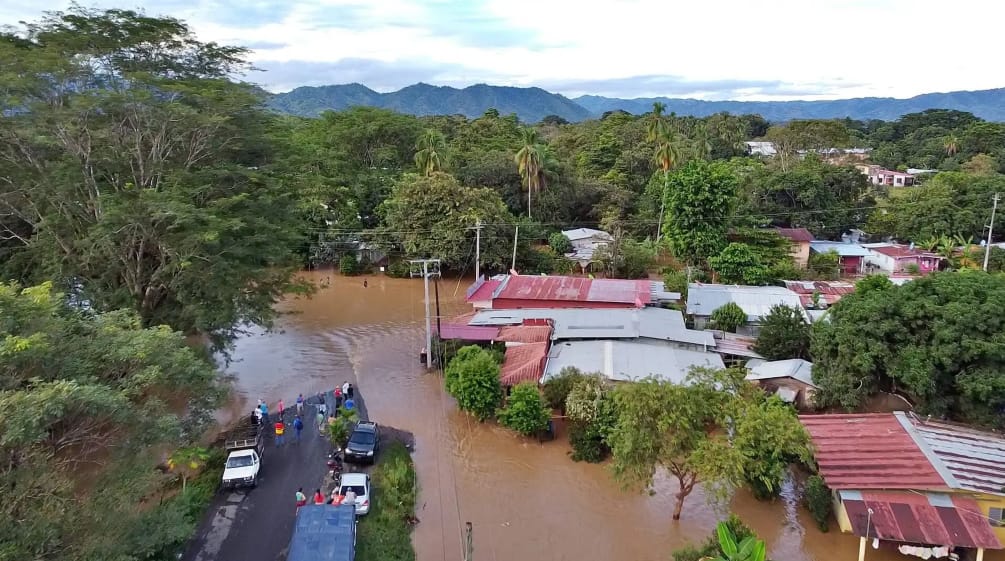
[752,305,811,360]
[811,271,1005,428]
[709,243,771,285]
[0,282,223,559]
[710,302,747,333]
[378,172,516,270]
[0,7,309,350]
[444,345,503,421]
[662,160,738,265]
[497,382,551,436]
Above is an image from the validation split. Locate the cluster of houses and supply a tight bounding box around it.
[742,141,938,188]
[438,265,1005,560]
[777,227,945,276]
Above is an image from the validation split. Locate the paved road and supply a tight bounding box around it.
[182,391,369,561]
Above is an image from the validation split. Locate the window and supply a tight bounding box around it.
[991,507,1004,527]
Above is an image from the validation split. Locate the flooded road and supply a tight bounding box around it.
[219,271,962,561]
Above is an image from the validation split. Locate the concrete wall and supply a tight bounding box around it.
[791,242,811,268]
[975,493,1005,542]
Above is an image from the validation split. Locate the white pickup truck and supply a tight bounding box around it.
[221,416,265,489]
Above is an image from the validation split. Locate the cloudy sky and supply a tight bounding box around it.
[2,0,1002,100]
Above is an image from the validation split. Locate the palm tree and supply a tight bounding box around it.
[646,102,670,143]
[648,103,685,242]
[515,127,545,219]
[414,129,447,176]
[943,134,959,156]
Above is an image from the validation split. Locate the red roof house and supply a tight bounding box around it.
[499,342,549,386]
[466,275,652,310]
[782,280,856,308]
[774,228,815,267]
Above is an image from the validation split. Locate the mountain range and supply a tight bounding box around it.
[266,83,1005,123]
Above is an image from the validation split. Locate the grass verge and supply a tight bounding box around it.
[151,449,225,560]
[356,442,418,561]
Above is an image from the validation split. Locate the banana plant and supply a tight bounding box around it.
[701,521,767,561]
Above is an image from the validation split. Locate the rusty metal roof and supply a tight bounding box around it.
[465,279,501,302]
[496,325,552,344]
[906,414,1005,497]
[499,342,549,386]
[781,280,856,307]
[434,324,500,342]
[494,275,651,305]
[842,490,1002,549]
[774,227,814,242]
[800,413,946,490]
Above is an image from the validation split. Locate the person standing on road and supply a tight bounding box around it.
[316,410,326,435]
[296,393,305,416]
[295,488,307,512]
[292,415,304,443]
[343,488,357,508]
[312,489,325,505]
[341,381,349,398]
[334,387,343,410]
[346,383,354,400]
[259,401,269,425]
[278,398,285,421]
[274,419,285,447]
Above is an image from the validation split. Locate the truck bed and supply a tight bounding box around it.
[287,504,356,561]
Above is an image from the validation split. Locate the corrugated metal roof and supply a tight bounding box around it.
[809,241,872,257]
[468,308,714,348]
[434,323,501,341]
[862,242,942,260]
[499,342,549,385]
[906,414,1005,497]
[774,227,814,243]
[542,340,724,384]
[492,275,652,305]
[782,280,856,307]
[496,325,552,344]
[562,228,613,242]
[707,333,762,358]
[686,284,805,322]
[842,491,1002,549]
[745,359,817,388]
[465,279,501,302]
[799,413,947,490]
[287,504,356,561]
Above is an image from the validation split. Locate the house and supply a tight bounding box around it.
[541,339,725,385]
[499,341,550,386]
[857,164,916,187]
[861,243,943,274]
[745,141,777,157]
[774,227,815,267]
[809,241,872,275]
[781,280,856,309]
[466,307,715,351]
[465,274,679,310]
[562,228,614,271]
[800,412,1005,561]
[744,358,818,408]
[686,283,806,336]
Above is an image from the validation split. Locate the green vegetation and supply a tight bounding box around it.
[803,475,834,532]
[497,382,551,436]
[812,272,1005,428]
[548,231,573,255]
[565,373,617,463]
[710,302,747,333]
[752,305,811,360]
[541,367,587,412]
[0,282,224,560]
[444,346,503,421]
[356,442,417,561]
[606,368,810,520]
[671,515,768,561]
[663,160,738,265]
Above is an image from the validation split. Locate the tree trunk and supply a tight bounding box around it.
[527,187,532,220]
[672,492,685,520]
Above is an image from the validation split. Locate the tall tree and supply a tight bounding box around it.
[414,128,448,176]
[943,134,960,156]
[0,7,309,350]
[752,304,811,360]
[663,160,738,265]
[514,127,545,218]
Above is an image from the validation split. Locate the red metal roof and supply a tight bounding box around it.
[774,227,815,243]
[843,491,1002,549]
[496,325,552,344]
[493,276,651,305]
[799,413,946,490]
[499,342,549,386]
[466,279,501,302]
[867,244,940,260]
[434,323,500,341]
[782,280,856,307]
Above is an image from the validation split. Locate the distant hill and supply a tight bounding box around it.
[574,88,1005,122]
[267,82,593,123]
[266,83,1005,123]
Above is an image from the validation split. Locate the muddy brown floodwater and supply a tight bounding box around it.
[219,272,997,561]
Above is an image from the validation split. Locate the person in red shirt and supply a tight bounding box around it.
[274,419,285,447]
[312,488,325,505]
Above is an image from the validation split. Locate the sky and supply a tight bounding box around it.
[2,0,1003,101]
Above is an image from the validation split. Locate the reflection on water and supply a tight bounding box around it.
[219,271,997,561]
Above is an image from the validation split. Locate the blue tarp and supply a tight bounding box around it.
[287,504,356,561]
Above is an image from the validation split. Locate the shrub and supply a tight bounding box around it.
[357,442,417,561]
[753,304,811,360]
[385,260,411,278]
[541,367,586,412]
[548,231,572,255]
[443,345,503,421]
[803,475,833,532]
[808,249,840,280]
[497,382,550,436]
[663,268,688,300]
[339,254,358,276]
[671,515,760,561]
[710,302,747,333]
[569,420,610,462]
[565,375,616,462]
[904,262,921,275]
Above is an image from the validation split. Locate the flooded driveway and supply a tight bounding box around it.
[219,271,936,561]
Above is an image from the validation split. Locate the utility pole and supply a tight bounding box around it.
[463,522,473,561]
[984,193,1000,272]
[410,259,441,369]
[467,219,483,280]
[433,274,442,366]
[511,225,519,271]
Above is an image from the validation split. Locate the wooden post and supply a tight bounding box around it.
[464,521,473,561]
[976,547,984,561]
[857,537,867,561]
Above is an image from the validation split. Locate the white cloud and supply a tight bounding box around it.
[3,0,1003,99]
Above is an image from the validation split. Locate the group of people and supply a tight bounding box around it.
[294,485,357,513]
[251,382,358,449]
